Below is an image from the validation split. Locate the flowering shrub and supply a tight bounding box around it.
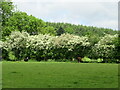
[1,31,91,61]
[53,33,90,50]
[52,33,90,59]
[92,34,118,62]
[2,31,29,60]
[1,31,118,62]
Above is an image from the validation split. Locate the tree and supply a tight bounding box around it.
[0,0,14,25]
[56,27,65,36]
[3,11,45,36]
[0,0,14,40]
[65,27,74,34]
[3,11,57,38]
[42,26,56,36]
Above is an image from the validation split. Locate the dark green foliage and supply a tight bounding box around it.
[2,49,9,60]
[114,34,120,60]
[46,22,117,37]
[56,26,65,36]
[0,0,14,25]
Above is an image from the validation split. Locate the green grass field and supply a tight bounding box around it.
[0,62,2,89]
[2,62,118,88]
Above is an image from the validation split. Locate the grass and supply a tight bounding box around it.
[2,61,118,88]
[0,62,2,89]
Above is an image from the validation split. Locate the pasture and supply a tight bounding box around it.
[2,62,118,88]
[0,62,2,89]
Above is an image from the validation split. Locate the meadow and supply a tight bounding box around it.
[0,62,2,89]
[2,62,118,88]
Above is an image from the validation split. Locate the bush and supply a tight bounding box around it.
[82,57,92,63]
[27,59,37,62]
[92,34,118,60]
[2,31,90,61]
[8,51,17,61]
[97,58,103,63]
[102,58,118,63]
[47,59,55,62]
[1,31,118,63]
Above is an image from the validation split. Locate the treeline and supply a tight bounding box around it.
[46,22,117,37]
[0,0,120,63]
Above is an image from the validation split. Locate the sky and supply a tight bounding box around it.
[12,0,119,30]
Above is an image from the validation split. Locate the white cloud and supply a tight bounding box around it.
[12,0,118,30]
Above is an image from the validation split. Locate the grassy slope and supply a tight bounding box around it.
[2,62,118,88]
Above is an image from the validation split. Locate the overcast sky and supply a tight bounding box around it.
[12,0,119,30]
